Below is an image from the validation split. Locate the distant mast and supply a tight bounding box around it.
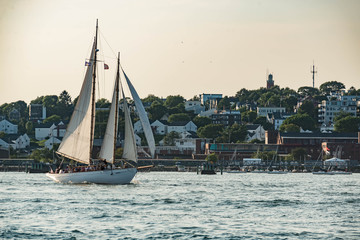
[311,62,317,88]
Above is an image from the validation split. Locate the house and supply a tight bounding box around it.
[151,120,168,135]
[257,107,286,117]
[199,93,223,109]
[267,112,293,130]
[0,138,10,149]
[9,109,20,122]
[211,111,241,126]
[0,119,18,134]
[167,121,197,134]
[185,100,205,114]
[198,108,216,118]
[133,120,143,134]
[246,124,265,142]
[35,121,66,140]
[44,136,62,150]
[8,133,30,150]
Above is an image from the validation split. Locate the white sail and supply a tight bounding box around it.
[122,69,156,158]
[56,43,96,164]
[98,72,119,163]
[121,89,138,162]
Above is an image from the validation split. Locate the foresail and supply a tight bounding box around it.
[121,88,138,162]
[57,43,96,164]
[122,69,156,158]
[98,73,118,163]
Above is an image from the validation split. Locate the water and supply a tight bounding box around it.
[0,172,359,239]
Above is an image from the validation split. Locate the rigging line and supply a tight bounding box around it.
[98,36,106,98]
[99,29,117,59]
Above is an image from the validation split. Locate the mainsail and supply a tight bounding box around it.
[121,87,138,162]
[98,60,119,164]
[56,43,96,164]
[122,69,156,158]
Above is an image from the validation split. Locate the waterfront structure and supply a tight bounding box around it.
[277,132,358,146]
[211,110,241,126]
[0,119,18,134]
[318,95,359,124]
[257,107,286,117]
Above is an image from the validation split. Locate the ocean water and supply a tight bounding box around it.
[0,172,359,239]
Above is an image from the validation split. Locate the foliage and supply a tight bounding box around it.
[30,148,54,163]
[217,96,231,110]
[252,151,277,161]
[334,111,352,122]
[298,87,320,97]
[168,113,191,123]
[192,116,212,128]
[115,148,123,159]
[0,131,6,138]
[163,131,180,146]
[279,123,300,133]
[282,96,298,113]
[298,100,316,118]
[148,101,168,121]
[96,98,111,108]
[25,121,34,135]
[281,113,316,131]
[43,115,61,124]
[253,116,274,131]
[189,95,200,101]
[216,124,248,143]
[197,124,224,139]
[205,153,218,163]
[241,111,257,123]
[287,147,307,162]
[142,94,162,103]
[319,81,345,95]
[164,95,185,108]
[334,116,360,133]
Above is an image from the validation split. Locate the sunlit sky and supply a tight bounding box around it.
[1,0,359,104]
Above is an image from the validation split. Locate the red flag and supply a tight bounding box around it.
[104,63,109,70]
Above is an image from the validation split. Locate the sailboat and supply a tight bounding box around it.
[46,20,155,184]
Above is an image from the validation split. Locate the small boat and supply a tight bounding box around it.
[312,171,335,175]
[46,20,155,184]
[267,170,288,174]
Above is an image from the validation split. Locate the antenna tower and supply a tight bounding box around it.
[311,63,317,88]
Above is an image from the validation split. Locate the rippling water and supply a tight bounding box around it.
[0,172,359,239]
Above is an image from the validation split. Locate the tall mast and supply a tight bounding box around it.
[89,19,98,164]
[113,52,120,162]
[311,62,317,88]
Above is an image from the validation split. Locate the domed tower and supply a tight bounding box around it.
[267,73,274,89]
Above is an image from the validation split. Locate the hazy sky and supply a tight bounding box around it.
[1,0,359,104]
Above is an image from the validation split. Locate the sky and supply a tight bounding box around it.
[0,0,360,105]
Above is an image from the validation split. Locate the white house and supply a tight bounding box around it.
[44,136,62,150]
[0,119,18,134]
[35,122,65,140]
[168,121,197,134]
[257,107,286,117]
[0,138,10,149]
[11,133,30,149]
[151,120,168,135]
[245,124,265,142]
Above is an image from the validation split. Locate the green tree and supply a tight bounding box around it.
[241,111,257,123]
[288,147,307,162]
[197,124,224,139]
[253,116,274,131]
[148,101,168,121]
[298,86,320,97]
[43,115,61,124]
[281,113,316,131]
[319,81,345,95]
[164,95,185,108]
[334,116,360,133]
[217,96,231,110]
[25,121,34,135]
[205,153,218,163]
[96,98,111,108]
[168,113,191,123]
[163,131,180,146]
[279,123,300,133]
[217,123,248,143]
[57,90,73,120]
[282,96,298,113]
[298,100,316,119]
[334,111,352,122]
[142,94,161,103]
[193,116,212,128]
